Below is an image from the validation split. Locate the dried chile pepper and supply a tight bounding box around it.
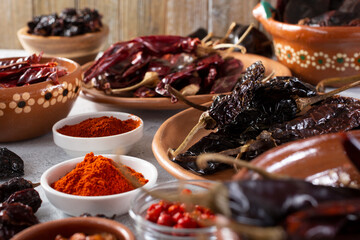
[0,54,67,88]
[27,8,103,37]
[83,35,243,100]
[285,198,360,239]
[171,61,360,175]
[0,202,39,240]
[4,188,42,213]
[274,0,360,26]
[222,179,360,227]
[0,148,24,179]
[340,132,360,172]
[0,177,33,202]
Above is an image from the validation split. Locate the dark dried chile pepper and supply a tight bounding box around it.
[0,148,24,179]
[0,202,39,240]
[172,61,360,175]
[4,188,42,213]
[27,8,103,37]
[285,198,360,239]
[223,179,360,227]
[0,177,33,202]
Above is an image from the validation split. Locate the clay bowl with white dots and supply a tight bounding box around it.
[0,56,82,142]
[253,3,360,86]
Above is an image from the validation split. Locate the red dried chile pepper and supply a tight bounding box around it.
[83,35,243,100]
[0,53,67,88]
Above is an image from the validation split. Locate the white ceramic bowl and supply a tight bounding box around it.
[40,154,158,216]
[52,111,143,157]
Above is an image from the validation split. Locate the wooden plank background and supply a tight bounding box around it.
[0,0,277,50]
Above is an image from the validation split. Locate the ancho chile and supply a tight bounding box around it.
[27,8,103,37]
[0,177,41,240]
[57,116,141,137]
[171,61,360,175]
[0,148,24,179]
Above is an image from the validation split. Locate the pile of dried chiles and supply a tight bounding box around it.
[27,8,102,37]
[0,54,67,88]
[0,177,42,239]
[171,61,360,175]
[0,148,41,239]
[274,0,360,26]
[83,35,244,99]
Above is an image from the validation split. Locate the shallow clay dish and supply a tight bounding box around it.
[152,106,360,181]
[253,3,360,86]
[81,52,291,110]
[17,25,109,64]
[233,130,360,185]
[0,57,81,142]
[12,217,135,240]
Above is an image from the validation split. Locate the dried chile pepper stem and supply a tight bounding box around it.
[32,183,40,188]
[168,112,216,159]
[167,85,208,111]
[215,22,237,44]
[316,74,360,93]
[296,80,360,112]
[110,72,160,94]
[225,23,254,54]
[213,44,247,54]
[196,153,289,180]
[201,32,213,44]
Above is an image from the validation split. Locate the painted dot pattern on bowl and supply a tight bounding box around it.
[275,43,360,72]
[0,77,81,116]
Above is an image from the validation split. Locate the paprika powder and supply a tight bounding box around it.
[57,116,141,137]
[51,152,148,196]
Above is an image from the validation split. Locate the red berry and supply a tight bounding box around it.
[175,215,198,229]
[172,212,184,223]
[146,204,163,223]
[181,189,192,195]
[157,212,175,226]
[168,204,182,215]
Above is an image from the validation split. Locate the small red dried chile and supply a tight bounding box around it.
[145,189,215,229]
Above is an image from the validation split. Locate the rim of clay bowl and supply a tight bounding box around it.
[253,3,360,42]
[11,217,135,240]
[17,24,109,41]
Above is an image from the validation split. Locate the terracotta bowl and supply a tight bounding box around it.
[253,3,360,86]
[0,57,81,142]
[12,217,135,240]
[233,130,360,187]
[17,25,109,64]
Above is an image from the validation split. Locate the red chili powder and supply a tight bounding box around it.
[57,116,141,137]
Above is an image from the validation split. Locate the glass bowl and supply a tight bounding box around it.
[129,180,219,240]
